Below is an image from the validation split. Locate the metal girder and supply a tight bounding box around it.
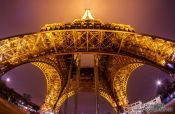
[54,83,117,112]
[32,62,61,112]
[30,55,69,112]
[107,55,144,81]
[0,16,175,113]
[96,55,118,108]
[104,55,144,108]
[0,30,175,73]
[113,63,143,107]
[29,55,68,86]
[52,55,117,112]
[0,54,69,112]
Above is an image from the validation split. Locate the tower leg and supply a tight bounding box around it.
[113,107,118,114]
[74,54,80,114]
[94,55,99,114]
[64,58,73,114]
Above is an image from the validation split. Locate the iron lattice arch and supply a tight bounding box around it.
[0,10,175,112]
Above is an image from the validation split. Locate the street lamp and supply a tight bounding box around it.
[6,77,11,82]
[156,80,162,86]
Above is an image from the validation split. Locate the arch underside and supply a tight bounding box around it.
[54,90,116,111]
[31,55,69,112]
[113,63,143,107]
[32,62,61,112]
[0,30,175,110]
[0,54,67,112]
[100,55,143,107]
[54,89,117,112]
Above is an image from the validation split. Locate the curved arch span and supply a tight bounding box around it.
[112,63,143,106]
[32,62,61,112]
[0,30,175,74]
[54,90,117,112]
[1,61,62,112]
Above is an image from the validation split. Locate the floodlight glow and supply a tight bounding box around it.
[6,77,11,82]
[156,80,162,86]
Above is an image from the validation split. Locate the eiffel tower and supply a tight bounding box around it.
[0,10,175,113]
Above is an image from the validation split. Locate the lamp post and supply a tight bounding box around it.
[5,77,11,83]
[156,80,162,86]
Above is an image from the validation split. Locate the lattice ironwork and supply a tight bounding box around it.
[0,10,175,112]
[0,30,175,72]
[113,63,143,107]
[32,62,61,112]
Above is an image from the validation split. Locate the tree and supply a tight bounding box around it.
[22,93,31,102]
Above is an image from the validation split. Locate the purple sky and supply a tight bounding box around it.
[0,0,175,113]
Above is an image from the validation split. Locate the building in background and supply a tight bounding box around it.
[124,96,163,114]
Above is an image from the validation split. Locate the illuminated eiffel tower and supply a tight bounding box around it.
[0,9,175,113]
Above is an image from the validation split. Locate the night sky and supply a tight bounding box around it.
[0,0,175,113]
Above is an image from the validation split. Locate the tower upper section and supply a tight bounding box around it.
[41,10,134,32]
[82,9,94,20]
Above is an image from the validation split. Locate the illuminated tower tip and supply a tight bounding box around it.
[82,9,94,20]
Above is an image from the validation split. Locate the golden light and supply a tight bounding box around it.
[82,9,94,19]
